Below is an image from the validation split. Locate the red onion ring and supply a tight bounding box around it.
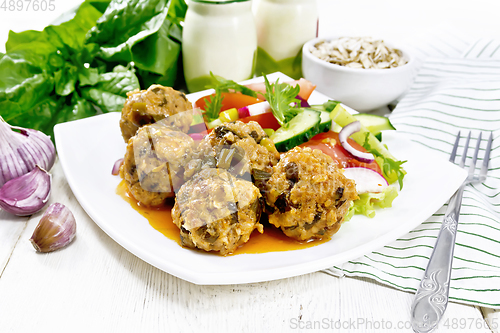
[338,121,375,163]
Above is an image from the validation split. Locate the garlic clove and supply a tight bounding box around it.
[30,203,76,253]
[0,165,51,216]
[0,117,56,188]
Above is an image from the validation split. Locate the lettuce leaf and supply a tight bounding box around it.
[363,133,407,189]
[345,186,399,220]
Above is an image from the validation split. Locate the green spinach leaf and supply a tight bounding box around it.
[6,1,103,71]
[0,54,54,123]
[8,96,62,140]
[54,63,79,96]
[86,0,187,88]
[80,65,140,113]
[86,0,167,61]
[131,17,180,82]
[55,95,97,124]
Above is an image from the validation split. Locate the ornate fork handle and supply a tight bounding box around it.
[410,184,465,333]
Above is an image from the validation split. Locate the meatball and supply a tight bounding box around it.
[120,84,193,142]
[120,121,195,207]
[184,121,280,179]
[264,147,358,241]
[172,168,263,255]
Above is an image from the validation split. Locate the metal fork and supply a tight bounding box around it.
[410,131,494,333]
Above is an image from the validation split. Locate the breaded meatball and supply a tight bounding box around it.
[120,121,195,207]
[184,121,280,179]
[264,147,358,241]
[120,84,193,142]
[172,168,263,255]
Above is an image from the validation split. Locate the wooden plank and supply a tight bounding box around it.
[0,212,29,276]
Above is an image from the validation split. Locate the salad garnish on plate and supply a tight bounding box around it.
[115,75,406,255]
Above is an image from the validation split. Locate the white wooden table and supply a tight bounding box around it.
[1,1,499,332]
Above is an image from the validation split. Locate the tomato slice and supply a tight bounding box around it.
[243,78,316,101]
[295,78,316,100]
[195,92,263,112]
[238,112,281,130]
[299,131,382,174]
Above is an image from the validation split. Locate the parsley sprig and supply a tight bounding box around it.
[263,75,301,127]
[203,72,258,121]
[209,73,258,98]
[203,86,224,121]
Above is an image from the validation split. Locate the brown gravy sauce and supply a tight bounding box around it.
[116,180,329,255]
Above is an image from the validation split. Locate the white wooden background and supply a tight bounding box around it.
[1,1,500,332]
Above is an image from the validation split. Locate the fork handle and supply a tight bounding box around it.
[410,185,465,333]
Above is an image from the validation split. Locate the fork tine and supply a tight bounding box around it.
[469,132,482,177]
[479,132,493,181]
[459,132,471,168]
[450,131,461,163]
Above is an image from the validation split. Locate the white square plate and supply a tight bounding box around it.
[54,73,467,285]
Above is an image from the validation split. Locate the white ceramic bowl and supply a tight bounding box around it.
[302,37,417,112]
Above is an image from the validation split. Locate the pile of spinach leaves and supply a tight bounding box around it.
[0,0,187,139]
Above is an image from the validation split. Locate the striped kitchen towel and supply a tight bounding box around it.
[323,52,500,309]
[462,38,500,59]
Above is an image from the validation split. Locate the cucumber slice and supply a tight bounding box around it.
[310,104,395,138]
[318,111,332,132]
[302,106,331,132]
[270,110,321,152]
[353,113,396,137]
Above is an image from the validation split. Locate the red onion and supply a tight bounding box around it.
[0,117,55,188]
[237,106,251,118]
[296,95,310,107]
[188,133,205,141]
[237,101,271,118]
[338,121,375,163]
[111,158,124,176]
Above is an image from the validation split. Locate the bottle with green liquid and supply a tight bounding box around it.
[183,0,257,93]
[254,0,318,79]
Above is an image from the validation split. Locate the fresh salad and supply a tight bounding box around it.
[191,74,406,219]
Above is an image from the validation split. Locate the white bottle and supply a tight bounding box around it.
[182,0,257,92]
[254,0,318,79]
